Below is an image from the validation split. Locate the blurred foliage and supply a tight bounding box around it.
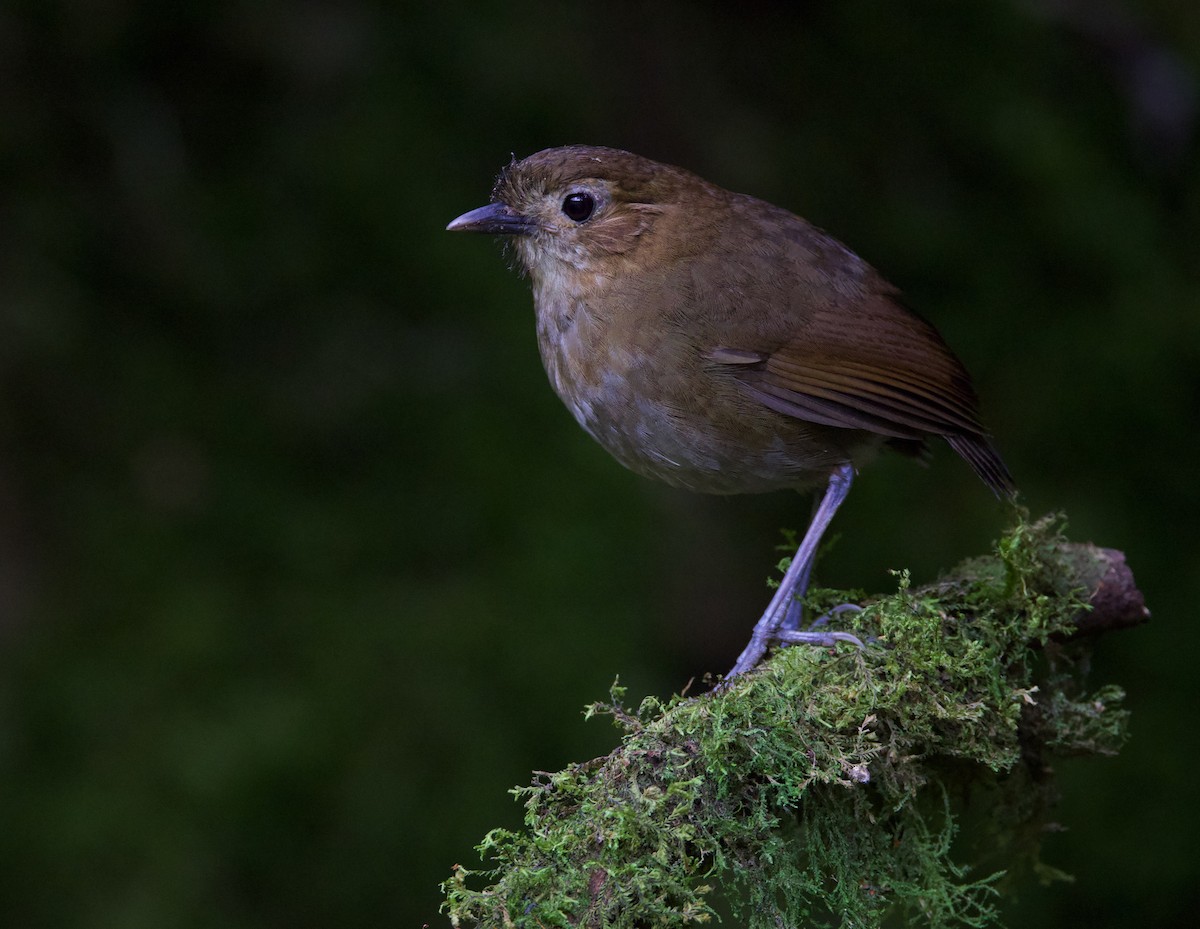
[0,1,1196,927]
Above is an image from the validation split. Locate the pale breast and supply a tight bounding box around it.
[532,282,848,495]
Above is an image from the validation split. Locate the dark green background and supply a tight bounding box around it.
[3,1,1197,926]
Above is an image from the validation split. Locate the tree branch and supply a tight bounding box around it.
[443,515,1144,929]
[1062,544,1150,637]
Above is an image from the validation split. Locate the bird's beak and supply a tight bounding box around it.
[446,202,536,235]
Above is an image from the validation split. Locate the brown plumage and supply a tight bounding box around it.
[449,145,1015,677]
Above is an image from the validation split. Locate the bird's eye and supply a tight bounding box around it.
[561,192,595,223]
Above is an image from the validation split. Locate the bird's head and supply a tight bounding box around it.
[447,145,720,280]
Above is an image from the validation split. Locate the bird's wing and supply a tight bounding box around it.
[710,291,1015,496]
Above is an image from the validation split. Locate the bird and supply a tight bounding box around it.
[447,145,1015,678]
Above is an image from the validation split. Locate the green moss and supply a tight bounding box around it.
[442,515,1131,929]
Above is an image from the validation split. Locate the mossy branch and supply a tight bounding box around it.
[443,515,1146,929]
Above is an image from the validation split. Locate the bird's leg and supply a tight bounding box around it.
[778,506,817,632]
[779,576,811,632]
[726,463,860,679]
[780,489,867,633]
[779,555,864,639]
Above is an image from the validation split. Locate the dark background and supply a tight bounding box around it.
[2,1,1197,926]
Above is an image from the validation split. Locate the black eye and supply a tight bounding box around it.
[561,192,595,222]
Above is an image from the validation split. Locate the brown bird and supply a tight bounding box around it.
[447,145,1015,678]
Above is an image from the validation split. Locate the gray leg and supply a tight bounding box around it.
[778,559,814,632]
[726,463,861,679]
[779,492,821,632]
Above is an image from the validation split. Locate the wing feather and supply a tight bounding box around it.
[710,290,1016,498]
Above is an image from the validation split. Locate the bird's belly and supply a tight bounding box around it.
[534,287,855,494]
[544,344,833,495]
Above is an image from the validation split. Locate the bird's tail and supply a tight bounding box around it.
[945,434,1017,501]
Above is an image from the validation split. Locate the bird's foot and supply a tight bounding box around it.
[777,603,865,649]
[780,597,863,630]
[775,627,866,649]
[724,464,857,680]
[726,602,865,682]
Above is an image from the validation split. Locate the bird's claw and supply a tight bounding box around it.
[775,627,866,650]
[778,601,864,648]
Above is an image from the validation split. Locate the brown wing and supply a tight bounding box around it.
[713,291,1016,498]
